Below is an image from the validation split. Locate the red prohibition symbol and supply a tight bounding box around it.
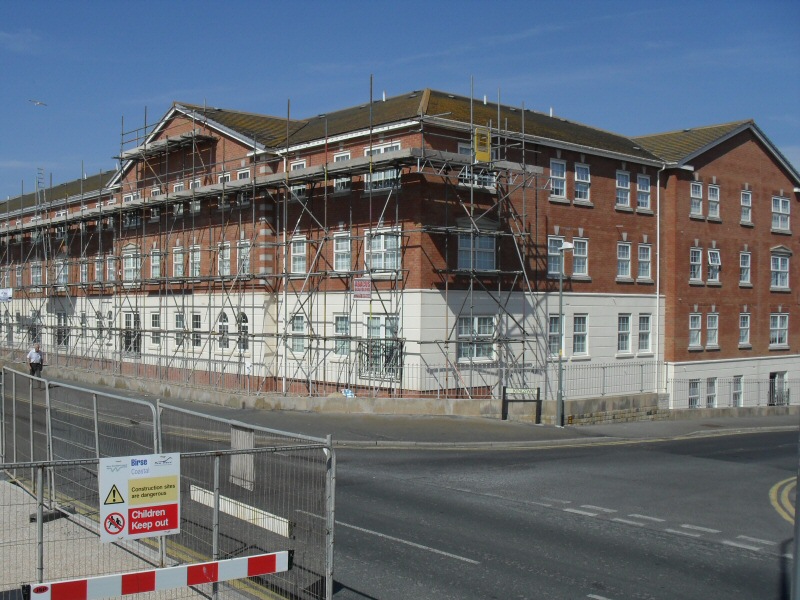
[105,512,125,534]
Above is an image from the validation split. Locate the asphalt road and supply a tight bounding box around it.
[331,431,796,599]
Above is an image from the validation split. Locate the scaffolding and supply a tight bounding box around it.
[0,90,565,402]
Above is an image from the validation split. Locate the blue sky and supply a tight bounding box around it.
[1,0,798,200]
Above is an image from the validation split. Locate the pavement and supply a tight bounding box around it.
[145,394,800,448]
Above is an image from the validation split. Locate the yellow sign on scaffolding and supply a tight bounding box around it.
[474,127,491,163]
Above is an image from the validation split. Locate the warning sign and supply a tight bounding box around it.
[99,453,180,543]
[104,484,125,505]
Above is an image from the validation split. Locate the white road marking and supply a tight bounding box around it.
[530,501,553,507]
[587,594,615,600]
[629,513,665,522]
[581,505,617,513]
[722,540,762,551]
[542,497,572,504]
[737,535,776,546]
[191,485,291,537]
[783,553,794,559]
[336,520,480,564]
[681,524,721,534]
[665,528,701,538]
[564,508,598,517]
[612,518,645,527]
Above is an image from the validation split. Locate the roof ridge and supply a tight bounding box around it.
[175,102,306,124]
[634,119,753,140]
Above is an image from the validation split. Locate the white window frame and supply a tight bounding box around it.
[740,191,752,224]
[237,240,251,275]
[80,261,88,284]
[31,262,43,287]
[173,182,185,193]
[173,247,185,278]
[771,253,790,289]
[237,313,249,351]
[739,252,751,285]
[334,314,350,357]
[289,160,307,199]
[690,248,702,281]
[706,378,717,408]
[689,313,702,348]
[333,234,351,272]
[457,315,495,362]
[290,237,307,275]
[637,244,651,280]
[550,159,566,198]
[547,236,565,276]
[365,228,401,275]
[636,175,651,210]
[218,312,230,350]
[708,185,720,219]
[573,314,588,356]
[706,312,719,347]
[106,255,116,281]
[689,379,701,408]
[548,315,562,358]
[55,258,69,287]
[192,313,202,348]
[458,233,496,271]
[151,312,161,347]
[739,313,750,347]
[333,152,351,192]
[289,314,305,353]
[575,163,591,202]
[732,375,743,407]
[237,169,250,180]
[770,313,789,347]
[617,314,631,354]
[122,247,141,284]
[151,251,161,279]
[218,172,231,184]
[572,238,588,277]
[617,242,631,279]
[690,182,703,216]
[189,246,201,278]
[772,196,790,231]
[707,249,721,283]
[175,312,185,347]
[218,242,231,277]
[615,170,630,208]
[638,314,652,353]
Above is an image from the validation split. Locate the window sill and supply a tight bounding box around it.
[769,344,790,351]
[705,345,720,351]
[689,213,705,221]
[570,355,591,362]
[457,358,496,365]
[331,189,352,197]
[770,287,791,293]
[549,196,570,205]
[739,282,753,288]
[615,352,634,359]
[636,208,654,216]
[740,221,754,228]
[707,217,722,223]
[570,274,592,282]
[636,352,654,358]
[707,281,722,287]
[689,280,705,286]
[368,272,401,280]
[636,278,654,285]
[615,276,635,284]
[615,205,634,213]
[771,228,792,235]
[573,200,594,208]
[688,345,704,352]
[738,343,752,350]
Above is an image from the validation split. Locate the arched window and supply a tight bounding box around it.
[218,312,229,349]
[237,313,249,351]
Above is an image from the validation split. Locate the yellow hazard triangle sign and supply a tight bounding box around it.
[104,484,125,505]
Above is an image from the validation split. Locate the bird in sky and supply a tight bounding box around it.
[28,99,47,107]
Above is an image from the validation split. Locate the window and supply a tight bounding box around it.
[770,313,788,347]
[15,265,22,287]
[550,159,566,198]
[175,312,185,347]
[706,378,717,408]
[547,236,565,276]
[173,202,184,217]
[190,199,201,213]
[236,240,251,275]
[31,262,43,287]
[771,253,790,289]
[333,152,351,192]
[638,245,651,280]
[732,375,743,407]
[740,191,752,223]
[772,196,790,231]
[151,313,161,346]
[192,313,202,348]
[218,312,229,349]
[572,239,588,277]
[690,248,702,281]
[458,316,495,361]
[690,182,703,216]
[617,243,631,279]
[237,169,250,180]
[689,313,702,348]
[291,238,307,274]
[707,312,719,347]
[218,172,231,184]
[637,175,651,210]
[123,247,141,283]
[151,186,162,198]
[739,252,751,285]
[237,313,249,350]
[689,379,701,408]
[218,243,231,277]
[80,261,88,284]
[151,251,161,279]
[190,179,201,190]
[363,315,401,378]
[106,255,116,281]
[289,314,305,353]
[458,233,495,271]
[173,247,184,278]
[56,312,69,348]
[334,234,351,272]
[575,164,590,202]
[573,315,587,355]
[364,167,401,191]
[707,249,721,283]
[122,312,141,355]
[334,315,350,356]
[638,314,651,352]
[708,185,720,219]
[189,246,201,278]
[739,313,750,346]
[173,182,185,193]
[615,171,630,208]
[289,161,307,199]
[548,315,561,357]
[617,314,631,353]
[365,228,401,273]
[55,258,69,287]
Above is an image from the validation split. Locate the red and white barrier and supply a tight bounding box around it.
[28,551,290,600]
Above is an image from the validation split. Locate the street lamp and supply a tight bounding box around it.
[557,241,574,428]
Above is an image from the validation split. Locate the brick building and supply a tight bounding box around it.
[1,89,798,418]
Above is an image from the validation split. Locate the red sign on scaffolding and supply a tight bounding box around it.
[353,277,372,300]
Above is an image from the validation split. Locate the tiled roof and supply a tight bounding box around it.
[633,120,752,163]
[1,171,112,214]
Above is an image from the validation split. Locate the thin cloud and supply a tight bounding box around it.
[0,29,41,54]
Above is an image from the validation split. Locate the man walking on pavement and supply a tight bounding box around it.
[27,342,44,382]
